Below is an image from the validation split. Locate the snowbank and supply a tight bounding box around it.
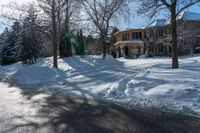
[105,56,200,114]
[1,55,200,115]
[0,55,119,84]
[13,66,63,84]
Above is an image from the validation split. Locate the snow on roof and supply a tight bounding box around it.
[146,19,166,28]
[120,40,144,44]
[166,11,200,24]
[119,28,143,32]
[114,40,144,46]
[178,11,200,21]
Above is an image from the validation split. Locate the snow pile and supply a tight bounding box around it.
[1,55,200,115]
[13,66,63,84]
[105,56,200,114]
[0,58,66,84]
[0,55,118,84]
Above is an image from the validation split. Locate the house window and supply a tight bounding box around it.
[144,31,147,38]
[195,37,200,53]
[158,43,164,53]
[132,32,137,39]
[150,43,154,53]
[164,26,168,34]
[132,32,142,39]
[157,29,163,37]
[122,33,129,41]
[197,37,200,45]
[150,29,154,37]
[139,32,142,39]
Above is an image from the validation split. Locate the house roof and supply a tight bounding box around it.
[178,11,200,21]
[114,40,144,46]
[146,19,166,28]
[165,11,200,24]
[147,11,200,27]
[120,40,144,44]
[114,28,144,36]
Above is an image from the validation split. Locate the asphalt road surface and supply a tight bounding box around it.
[0,83,200,133]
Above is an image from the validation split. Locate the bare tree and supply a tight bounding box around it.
[138,0,200,69]
[58,0,82,57]
[63,0,81,32]
[37,0,66,68]
[0,2,34,26]
[81,0,127,59]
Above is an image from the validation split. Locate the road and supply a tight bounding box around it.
[0,83,200,133]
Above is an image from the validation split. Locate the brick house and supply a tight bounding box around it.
[114,29,144,58]
[144,11,200,56]
[144,19,167,56]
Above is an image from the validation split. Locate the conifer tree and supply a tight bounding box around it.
[1,22,20,65]
[77,29,85,56]
[59,31,72,58]
[19,15,43,64]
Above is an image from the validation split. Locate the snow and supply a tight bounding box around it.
[178,11,200,21]
[166,11,200,24]
[1,55,200,115]
[119,40,144,44]
[13,66,64,84]
[146,19,166,28]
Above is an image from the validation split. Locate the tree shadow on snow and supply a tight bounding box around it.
[61,56,138,83]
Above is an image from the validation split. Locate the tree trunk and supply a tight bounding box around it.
[65,0,69,31]
[171,6,179,69]
[52,0,58,68]
[103,40,106,60]
[102,30,107,60]
[57,8,61,58]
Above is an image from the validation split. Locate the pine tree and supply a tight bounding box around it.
[19,16,43,64]
[0,28,9,53]
[77,29,85,56]
[111,27,119,58]
[59,31,72,58]
[1,22,20,65]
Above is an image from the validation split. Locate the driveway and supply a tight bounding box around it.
[0,83,200,133]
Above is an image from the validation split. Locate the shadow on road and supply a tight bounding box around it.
[2,85,200,133]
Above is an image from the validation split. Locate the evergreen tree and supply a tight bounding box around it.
[77,29,85,56]
[59,31,72,58]
[1,22,20,65]
[19,16,43,64]
[111,27,119,58]
[111,27,119,45]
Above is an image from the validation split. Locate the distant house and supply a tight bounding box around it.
[144,19,167,56]
[85,36,103,55]
[114,29,144,58]
[116,11,200,58]
[144,11,200,56]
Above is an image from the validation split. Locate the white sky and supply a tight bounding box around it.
[0,0,200,33]
[0,0,33,5]
[0,0,34,32]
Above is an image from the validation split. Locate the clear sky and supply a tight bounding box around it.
[0,0,200,32]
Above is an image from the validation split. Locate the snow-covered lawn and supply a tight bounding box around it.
[1,55,200,115]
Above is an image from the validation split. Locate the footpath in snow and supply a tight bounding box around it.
[1,55,200,115]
